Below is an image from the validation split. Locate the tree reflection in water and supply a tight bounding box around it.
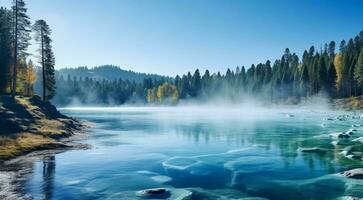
[41,156,55,200]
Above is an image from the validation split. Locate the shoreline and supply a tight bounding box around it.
[0,95,91,162]
[1,95,362,162]
[0,121,91,162]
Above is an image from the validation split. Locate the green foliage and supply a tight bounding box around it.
[54,29,363,106]
[11,0,31,96]
[0,7,12,93]
[33,20,56,101]
[354,48,363,87]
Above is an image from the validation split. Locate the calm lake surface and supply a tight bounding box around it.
[1,106,363,200]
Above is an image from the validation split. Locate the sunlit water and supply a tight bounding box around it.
[1,106,363,200]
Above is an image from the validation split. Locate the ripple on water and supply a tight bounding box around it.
[224,156,280,172]
[162,157,200,171]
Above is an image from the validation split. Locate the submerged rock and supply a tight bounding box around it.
[136,188,170,198]
[172,189,192,200]
[345,154,362,160]
[352,124,363,127]
[336,196,363,200]
[342,146,353,156]
[341,146,363,160]
[330,132,351,139]
[341,168,363,179]
[298,147,327,154]
[352,137,363,144]
[331,140,346,146]
[339,134,351,139]
[136,188,192,200]
[345,130,354,135]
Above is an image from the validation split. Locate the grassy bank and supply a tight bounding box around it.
[0,95,85,161]
[333,96,363,110]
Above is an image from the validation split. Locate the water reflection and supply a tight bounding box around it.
[1,108,363,200]
[41,156,55,200]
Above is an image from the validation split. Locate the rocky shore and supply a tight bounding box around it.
[0,95,87,161]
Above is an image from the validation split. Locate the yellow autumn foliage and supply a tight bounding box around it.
[156,83,179,104]
[334,53,343,90]
[24,60,37,96]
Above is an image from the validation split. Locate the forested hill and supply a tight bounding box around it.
[50,30,363,106]
[45,65,172,106]
[57,65,170,83]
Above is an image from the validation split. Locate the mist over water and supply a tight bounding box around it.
[1,104,363,200]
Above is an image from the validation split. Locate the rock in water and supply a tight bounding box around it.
[172,189,193,200]
[336,196,363,200]
[298,147,326,154]
[330,132,350,139]
[345,130,354,135]
[136,188,171,198]
[135,188,192,199]
[341,168,363,179]
[352,137,363,144]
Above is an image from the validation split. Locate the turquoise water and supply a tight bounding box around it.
[1,106,363,200]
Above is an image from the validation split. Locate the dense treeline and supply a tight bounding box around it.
[146,31,363,104]
[2,1,363,105]
[52,31,363,106]
[0,1,55,101]
[52,75,169,105]
[57,65,170,83]
[50,65,171,105]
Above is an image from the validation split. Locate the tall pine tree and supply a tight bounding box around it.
[11,0,31,97]
[33,20,56,101]
[354,48,363,91]
[0,7,12,93]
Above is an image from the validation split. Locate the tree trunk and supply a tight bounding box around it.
[12,0,18,98]
[41,28,46,101]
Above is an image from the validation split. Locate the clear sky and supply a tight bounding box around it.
[1,0,363,76]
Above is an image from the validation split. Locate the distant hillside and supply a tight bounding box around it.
[57,65,171,83]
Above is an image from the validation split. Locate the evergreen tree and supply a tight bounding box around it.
[326,60,337,97]
[191,69,201,97]
[11,0,31,97]
[328,41,336,58]
[0,7,12,93]
[33,20,56,101]
[354,48,363,89]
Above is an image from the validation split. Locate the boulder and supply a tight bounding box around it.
[136,188,171,198]
[330,132,350,139]
[352,137,363,144]
[298,147,327,154]
[345,131,354,135]
[339,134,351,138]
[345,155,362,160]
[341,168,363,179]
[135,188,192,200]
[336,196,363,200]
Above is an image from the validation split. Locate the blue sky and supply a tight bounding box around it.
[1,0,363,76]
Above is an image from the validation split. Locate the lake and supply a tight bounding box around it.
[1,106,363,200]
